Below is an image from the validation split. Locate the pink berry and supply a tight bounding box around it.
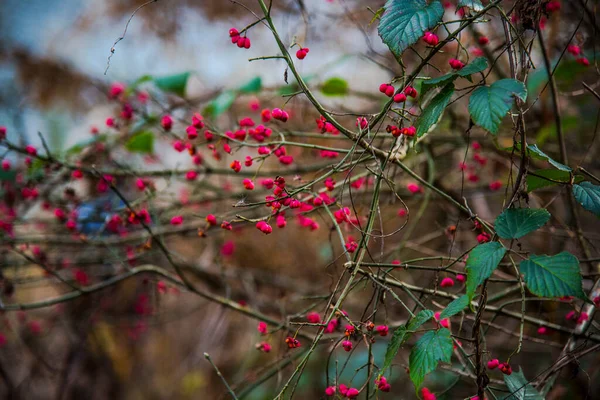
[161,115,173,131]
[170,215,183,225]
[440,277,455,288]
[487,358,499,369]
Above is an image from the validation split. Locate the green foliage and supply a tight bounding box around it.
[0,169,17,183]
[503,368,545,400]
[520,252,585,300]
[526,169,583,192]
[66,134,107,156]
[320,77,349,96]
[527,144,570,171]
[440,295,470,319]
[378,0,444,56]
[154,72,191,97]
[125,131,154,154]
[381,310,433,375]
[415,83,454,137]
[239,76,262,94]
[466,242,506,301]
[203,90,237,118]
[494,208,550,239]
[572,182,600,217]
[421,58,488,96]
[409,328,453,391]
[468,79,527,134]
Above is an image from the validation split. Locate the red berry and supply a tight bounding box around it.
[440,277,455,288]
[393,93,407,103]
[161,115,173,131]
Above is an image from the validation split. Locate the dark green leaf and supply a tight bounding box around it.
[415,83,454,137]
[407,309,435,331]
[526,169,583,192]
[504,368,545,400]
[421,74,457,97]
[440,295,470,319]
[409,328,453,391]
[154,72,191,97]
[381,310,434,376]
[466,242,506,301]
[527,144,570,171]
[457,57,489,77]
[379,310,433,376]
[494,208,550,239]
[320,77,349,96]
[378,0,444,56]
[520,252,585,300]
[125,131,154,154]
[572,182,600,217]
[239,76,262,94]
[203,90,237,118]
[469,79,527,134]
[421,58,488,97]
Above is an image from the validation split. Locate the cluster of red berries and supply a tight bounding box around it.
[487,358,512,375]
[229,28,251,49]
[316,115,339,134]
[285,336,301,349]
[296,47,309,59]
[386,124,416,137]
[567,43,590,66]
[434,311,450,328]
[375,376,391,392]
[325,384,359,398]
[379,83,395,97]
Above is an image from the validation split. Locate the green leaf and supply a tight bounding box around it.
[421,58,488,97]
[203,90,237,118]
[527,144,570,171]
[320,77,349,96]
[421,74,458,97]
[239,76,262,94]
[458,0,484,11]
[572,182,600,217]
[526,169,583,192]
[407,309,435,331]
[382,327,408,376]
[457,57,489,77]
[494,208,550,239]
[504,368,545,400]
[440,295,470,319]
[468,79,527,134]
[65,134,107,156]
[466,242,506,301]
[409,328,453,391]
[125,131,154,154]
[378,0,444,56]
[520,252,585,300]
[154,72,191,97]
[381,310,434,375]
[415,83,454,137]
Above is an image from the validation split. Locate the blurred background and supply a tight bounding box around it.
[0,0,599,399]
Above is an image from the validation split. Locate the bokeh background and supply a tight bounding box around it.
[1,1,600,399]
